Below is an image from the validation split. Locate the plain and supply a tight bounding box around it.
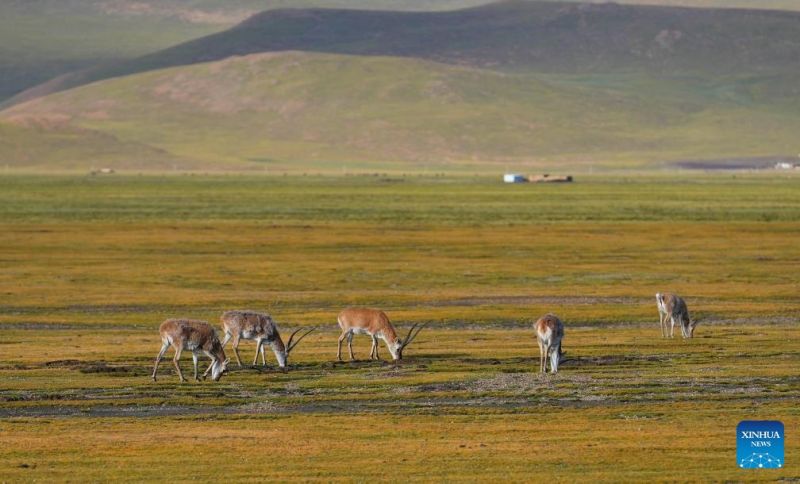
[0,173,798,481]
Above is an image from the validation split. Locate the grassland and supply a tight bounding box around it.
[1,324,798,481]
[4,51,800,171]
[0,173,798,480]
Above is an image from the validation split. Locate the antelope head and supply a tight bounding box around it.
[278,327,316,372]
[687,318,699,338]
[211,357,229,381]
[390,322,429,361]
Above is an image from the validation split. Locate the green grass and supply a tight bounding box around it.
[2,173,800,223]
[0,173,798,480]
[1,174,798,328]
[4,52,800,170]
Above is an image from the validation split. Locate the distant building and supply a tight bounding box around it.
[503,174,527,183]
[774,162,798,170]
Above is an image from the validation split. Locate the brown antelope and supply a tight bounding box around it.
[656,292,696,338]
[534,313,564,374]
[336,307,427,361]
[220,310,314,371]
[152,319,229,382]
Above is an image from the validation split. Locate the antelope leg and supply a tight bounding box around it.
[173,347,185,382]
[152,342,169,381]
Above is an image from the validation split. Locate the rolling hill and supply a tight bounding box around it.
[4,0,800,104]
[10,0,800,107]
[0,1,220,102]
[575,1,800,10]
[3,51,800,171]
[568,0,800,11]
[0,0,496,103]
[2,1,800,171]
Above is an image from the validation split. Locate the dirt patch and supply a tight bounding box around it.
[39,359,144,376]
[43,359,84,368]
[0,405,214,418]
[2,375,796,418]
[566,354,671,367]
[413,381,468,393]
[237,400,280,413]
[450,356,531,366]
[469,373,544,393]
[79,363,133,375]
[0,323,143,330]
[320,360,393,369]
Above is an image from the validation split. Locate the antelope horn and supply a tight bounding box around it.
[400,323,419,349]
[287,327,315,353]
[402,321,428,348]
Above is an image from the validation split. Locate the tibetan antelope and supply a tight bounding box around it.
[656,293,696,338]
[534,313,564,374]
[220,310,314,371]
[336,307,427,362]
[152,319,229,382]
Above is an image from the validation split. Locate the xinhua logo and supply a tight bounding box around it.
[737,421,784,469]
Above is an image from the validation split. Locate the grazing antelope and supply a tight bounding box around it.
[534,313,564,374]
[336,307,427,361]
[220,310,314,371]
[656,293,696,338]
[152,319,229,382]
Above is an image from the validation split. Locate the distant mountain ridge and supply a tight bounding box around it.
[2,1,800,171]
[7,0,800,107]
[4,0,800,104]
[182,0,800,74]
[0,0,493,102]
